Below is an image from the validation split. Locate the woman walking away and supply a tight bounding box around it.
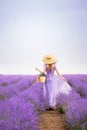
[41,54,72,110]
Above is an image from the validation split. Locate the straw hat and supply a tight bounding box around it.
[42,54,57,64]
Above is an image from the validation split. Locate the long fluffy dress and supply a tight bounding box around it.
[43,65,72,108]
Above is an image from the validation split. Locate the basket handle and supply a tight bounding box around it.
[35,68,43,73]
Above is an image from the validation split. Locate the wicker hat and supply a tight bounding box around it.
[42,54,57,64]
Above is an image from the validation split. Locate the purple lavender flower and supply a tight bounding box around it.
[0,74,87,129]
[0,97,39,130]
[0,75,37,101]
[64,74,87,97]
[18,82,46,112]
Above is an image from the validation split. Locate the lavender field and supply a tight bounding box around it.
[0,74,87,130]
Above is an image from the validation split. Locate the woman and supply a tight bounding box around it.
[42,54,72,110]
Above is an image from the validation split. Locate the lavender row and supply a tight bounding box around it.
[0,98,39,130]
[0,74,87,129]
[64,74,87,97]
[57,87,87,129]
[57,74,87,129]
[0,75,37,101]
[18,82,46,112]
[0,75,46,130]
[0,74,46,111]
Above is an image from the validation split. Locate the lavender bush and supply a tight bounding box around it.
[18,82,46,112]
[0,74,87,130]
[0,74,46,130]
[64,74,87,97]
[58,74,87,129]
[0,75,37,101]
[66,98,87,129]
[0,97,39,130]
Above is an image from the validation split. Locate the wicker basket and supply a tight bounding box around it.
[39,76,46,83]
[37,76,46,83]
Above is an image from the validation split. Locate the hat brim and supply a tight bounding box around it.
[42,54,57,64]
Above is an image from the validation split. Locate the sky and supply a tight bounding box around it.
[0,0,87,74]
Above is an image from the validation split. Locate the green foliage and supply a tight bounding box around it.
[0,95,4,101]
[39,73,46,77]
[1,82,8,87]
[58,107,66,114]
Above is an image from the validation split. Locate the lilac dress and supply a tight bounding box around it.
[43,65,72,108]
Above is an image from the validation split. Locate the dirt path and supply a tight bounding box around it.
[39,110,68,130]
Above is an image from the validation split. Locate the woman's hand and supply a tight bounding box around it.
[62,77,66,81]
[63,78,66,81]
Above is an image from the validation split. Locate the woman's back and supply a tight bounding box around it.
[45,64,55,75]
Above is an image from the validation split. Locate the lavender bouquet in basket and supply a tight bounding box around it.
[35,68,46,83]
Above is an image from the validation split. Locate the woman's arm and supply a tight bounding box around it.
[55,66,66,81]
[35,67,46,75]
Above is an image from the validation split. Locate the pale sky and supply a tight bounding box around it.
[0,0,87,74]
